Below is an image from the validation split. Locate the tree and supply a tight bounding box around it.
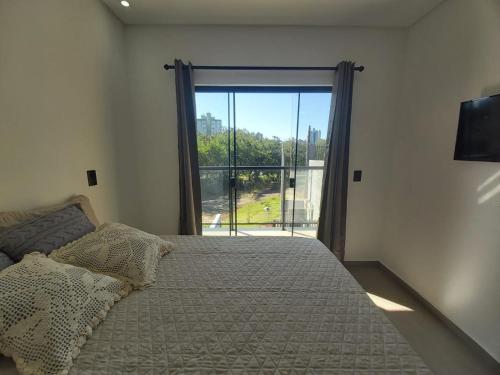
[198,128,325,195]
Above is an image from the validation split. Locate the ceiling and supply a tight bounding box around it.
[102,0,444,27]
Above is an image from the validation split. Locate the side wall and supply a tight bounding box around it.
[0,0,128,222]
[383,0,500,361]
[123,25,406,260]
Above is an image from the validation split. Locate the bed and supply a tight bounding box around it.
[1,235,431,374]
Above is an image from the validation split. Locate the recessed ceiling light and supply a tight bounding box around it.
[120,1,130,7]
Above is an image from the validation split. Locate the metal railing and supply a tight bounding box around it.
[199,165,323,171]
[200,165,323,229]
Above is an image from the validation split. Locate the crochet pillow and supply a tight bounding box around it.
[0,253,130,375]
[50,223,174,289]
[0,204,95,262]
[0,194,99,228]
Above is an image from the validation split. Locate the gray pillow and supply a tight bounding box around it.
[0,252,13,271]
[0,205,95,262]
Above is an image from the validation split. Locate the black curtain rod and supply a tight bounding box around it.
[163,64,364,72]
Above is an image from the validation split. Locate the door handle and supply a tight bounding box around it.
[230,177,236,188]
[289,178,295,188]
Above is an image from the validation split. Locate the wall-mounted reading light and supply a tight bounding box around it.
[120,1,130,7]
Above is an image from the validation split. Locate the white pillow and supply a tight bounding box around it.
[0,253,130,375]
[50,223,174,289]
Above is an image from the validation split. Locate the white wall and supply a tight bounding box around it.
[0,0,128,222]
[383,0,500,361]
[122,25,406,260]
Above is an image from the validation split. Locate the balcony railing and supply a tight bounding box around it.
[200,165,324,171]
[200,165,324,231]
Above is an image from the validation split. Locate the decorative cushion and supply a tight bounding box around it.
[0,205,95,262]
[0,253,130,375]
[0,194,99,228]
[0,252,13,271]
[50,223,174,289]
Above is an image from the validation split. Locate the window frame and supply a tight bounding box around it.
[195,86,332,234]
[195,85,333,94]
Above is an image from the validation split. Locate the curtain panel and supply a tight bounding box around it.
[317,61,355,261]
[174,59,202,235]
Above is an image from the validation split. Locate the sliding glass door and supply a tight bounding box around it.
[195,87,331,237]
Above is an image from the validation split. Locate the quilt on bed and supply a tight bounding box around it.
[2,236,431,374]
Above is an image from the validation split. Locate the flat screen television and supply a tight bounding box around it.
[454,94,500,162]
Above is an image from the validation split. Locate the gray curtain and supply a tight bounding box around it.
[317,61,355,261]
[174,59,202,235]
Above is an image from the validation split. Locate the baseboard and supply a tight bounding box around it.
[343,260,380,267]
[345,260,500,371]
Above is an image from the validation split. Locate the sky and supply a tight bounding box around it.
[195,92,332,140]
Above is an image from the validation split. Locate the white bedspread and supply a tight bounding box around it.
[1,236,431,374]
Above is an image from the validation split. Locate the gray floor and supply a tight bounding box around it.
[346,264,499,375]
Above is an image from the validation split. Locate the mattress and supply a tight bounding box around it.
[1,236,431,374]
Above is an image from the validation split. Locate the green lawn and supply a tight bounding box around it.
[237,194,281,224]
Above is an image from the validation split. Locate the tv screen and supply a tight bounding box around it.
[454,94,500,162]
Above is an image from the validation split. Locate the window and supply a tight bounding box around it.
[195,86,332,237]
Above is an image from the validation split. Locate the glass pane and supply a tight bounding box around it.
[235,169,283,229]
[200,169,231,236]
[196,92,231,235]
[196,92,230,167]
[293,92,331,238]
[234,93,298,236]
